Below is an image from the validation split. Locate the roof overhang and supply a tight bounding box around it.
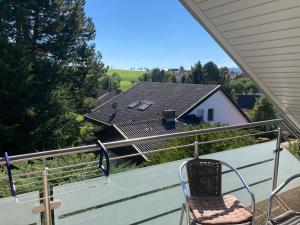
[180,0,300,135]
[84,114,111,126]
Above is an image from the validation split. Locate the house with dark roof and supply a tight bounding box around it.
[85,82,250,160]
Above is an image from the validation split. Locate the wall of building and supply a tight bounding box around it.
[188,89,248,125]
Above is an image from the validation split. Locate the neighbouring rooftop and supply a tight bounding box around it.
[114,119,188,157]
[237,94,261,110]
[85,82,219,125]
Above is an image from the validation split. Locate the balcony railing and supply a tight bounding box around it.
[1,119,300,225]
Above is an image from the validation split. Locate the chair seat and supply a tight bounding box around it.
[188,195,252,225]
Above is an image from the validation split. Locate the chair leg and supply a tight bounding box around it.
[186,203,196,225]
[179,202,198,225]
[179,203,185,225]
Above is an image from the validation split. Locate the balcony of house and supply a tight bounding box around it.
[0,119,299,225]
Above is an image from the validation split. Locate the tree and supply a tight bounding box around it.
[189,61,205,84]
[151,68,164,82]
[138,68,173,83]
[204,61,220,84]
[100,73,121,90]
[139,72,151,81]
[230,78,258,94]
[170,74,177,83]
[0,0,106,155]
[219,67,233,97]
[249,97,276,122]
[287,142,300,160]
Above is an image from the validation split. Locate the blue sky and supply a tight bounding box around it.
[85,0,237,70]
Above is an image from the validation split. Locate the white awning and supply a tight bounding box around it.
[180,0,300,134]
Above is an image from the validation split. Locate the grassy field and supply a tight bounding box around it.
[107,69,145,90]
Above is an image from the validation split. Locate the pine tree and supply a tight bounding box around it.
[190,61,205,84]
[0,0,106,154]
[250,97,276,122]
[204,61,220,84]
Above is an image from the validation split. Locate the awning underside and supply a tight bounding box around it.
[181,0,300,135]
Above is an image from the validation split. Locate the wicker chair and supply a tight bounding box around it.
[179,158,255,225]
[267,173,300,225]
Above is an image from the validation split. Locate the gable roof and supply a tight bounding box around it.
[85,82,219,125]
[114,119,188,159]
[178,86,251,122]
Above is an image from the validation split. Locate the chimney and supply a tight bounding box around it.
[162,109,176,123]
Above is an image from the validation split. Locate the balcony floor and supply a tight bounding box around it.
[254,186,300,225]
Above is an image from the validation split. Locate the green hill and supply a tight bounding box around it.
[107,69,145,90]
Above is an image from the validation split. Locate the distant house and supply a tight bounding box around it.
[168,68,180,73]
[225,71,236,80]
[168,68,189,82]
[85,82,249,160]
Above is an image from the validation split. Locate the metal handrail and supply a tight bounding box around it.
[0,129,276,178]
[0,119,282,165]
[1,128,275,193]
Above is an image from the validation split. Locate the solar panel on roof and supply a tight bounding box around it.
[128,102,139,108]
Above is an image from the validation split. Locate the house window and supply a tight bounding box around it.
[207,108,214,121]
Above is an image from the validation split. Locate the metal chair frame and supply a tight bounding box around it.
[266,173,300,225]
[179,158,255,225]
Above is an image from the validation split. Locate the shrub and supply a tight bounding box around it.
[148,123,256,165]
[287,141,300,160]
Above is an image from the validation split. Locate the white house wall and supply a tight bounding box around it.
[188,90,248,125]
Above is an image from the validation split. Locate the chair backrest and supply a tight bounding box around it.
[186,158,222,197]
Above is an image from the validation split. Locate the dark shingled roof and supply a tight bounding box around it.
[94,89,121,108]
[86,82,219,125]
[237,94,261,110]
[114,119,188,158]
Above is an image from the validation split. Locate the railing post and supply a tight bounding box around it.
[42,167,52,225]
[272,127,282,190]
[194,136,199,158]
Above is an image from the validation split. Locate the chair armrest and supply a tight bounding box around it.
[267,173,300,220]
[179,160,199,222]
[221,161,256,218]
[179,161,188,201]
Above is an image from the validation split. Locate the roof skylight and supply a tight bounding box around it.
[138,100,154,111]
[138,103,151,110]
[128,102,140,108]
